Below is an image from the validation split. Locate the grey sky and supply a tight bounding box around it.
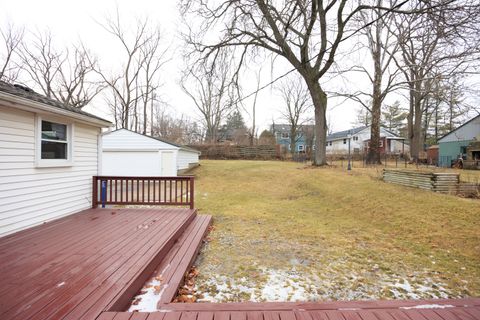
[2,0,478,134]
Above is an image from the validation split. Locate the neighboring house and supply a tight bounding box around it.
[427,145,439,166]
[363,137,408,155]
[101,129,200,176]
[271,124,315,153]
[438,114,480,167]
[0,81,111,236]
[327,126,408,155]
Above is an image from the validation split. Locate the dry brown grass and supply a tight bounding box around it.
[193,160,480,302]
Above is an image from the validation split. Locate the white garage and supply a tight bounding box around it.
[101,129,200,176]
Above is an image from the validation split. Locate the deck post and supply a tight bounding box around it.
[189,176,194,209]
[92,176,98,208]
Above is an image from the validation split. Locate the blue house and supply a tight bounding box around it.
[270,124,315,153]
[438,115,480,167]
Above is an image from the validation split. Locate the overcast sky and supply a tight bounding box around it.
[2,0,478,134]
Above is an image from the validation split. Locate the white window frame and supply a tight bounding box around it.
[35,115,74,167]
[298,144,304,152]
[281,132,289,139]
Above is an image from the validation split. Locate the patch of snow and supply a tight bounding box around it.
[400,304,455,310]
[128,278,162,312]
[195,264,458,302]
[197,268,320,302]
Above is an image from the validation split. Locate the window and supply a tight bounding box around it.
[281,132,289,139]
[41,121,68,159]
[343,138,347,144]
[379,140,384,147]
[353,136,358,141]
[36,117,73,167]
[298,145,304,152]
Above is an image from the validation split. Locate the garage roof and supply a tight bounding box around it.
[102,129,200,154]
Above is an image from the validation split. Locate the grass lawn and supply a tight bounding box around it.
[191,160,480,302]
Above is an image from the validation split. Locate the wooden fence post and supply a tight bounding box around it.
[189,177,195,209]
[92,176,98,209]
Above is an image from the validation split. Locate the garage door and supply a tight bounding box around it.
[102,151,161,176]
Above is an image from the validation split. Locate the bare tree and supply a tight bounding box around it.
[277,76,311,154]
[0,23,24,82]
[353,106,372,127]
[56,46,103,108]
[152,106,204,144]
[18,31,63,98]
[394,0,480,161]
[181,0,411,165]
[181,52,237,143]
[139,31,169,134]
[248,71,261,146]
[17,30,101,108]
[96,11,167,130]
[344,0,401,164]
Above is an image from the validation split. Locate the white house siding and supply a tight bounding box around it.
[177,149,200,172]
[102,151,161,176]
[0,105,100,237]
[438,116,480,143]
[101,129,180,177]
[389,139,408,153]
[326,127,400,154]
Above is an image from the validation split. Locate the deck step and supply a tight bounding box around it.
[104,209,198,313]
[153,214,212,306]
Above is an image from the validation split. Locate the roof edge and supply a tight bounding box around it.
[437,114,480,142]
[0,91,112,127]
[103,128,201,154]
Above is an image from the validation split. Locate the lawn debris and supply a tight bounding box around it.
[173,266,200,303]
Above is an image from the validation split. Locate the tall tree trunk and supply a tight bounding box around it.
[366,54,382,164]
[150,90,154,136]
[143,90,148,135]
[290,127,296,155]
[366,1,383,165]
[306,79,327,166]
[434,103,439,142]
[123,102,129,129]
[410,94,424,162]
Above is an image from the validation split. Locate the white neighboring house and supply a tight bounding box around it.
[326,126,408,154]
[0,81,112,237]
[101,129,200,177]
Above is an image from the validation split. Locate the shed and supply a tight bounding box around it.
[0,81,112,236]
[101,129,200,176]
[438,115,480,167]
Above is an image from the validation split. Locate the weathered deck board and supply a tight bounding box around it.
[0,207,197,320]
[154,214,212,306]
[97,300,480,320]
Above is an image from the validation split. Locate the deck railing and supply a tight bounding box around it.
[92,176,195,209]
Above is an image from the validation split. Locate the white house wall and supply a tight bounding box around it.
[438,117,480,143]
[102,150,162,176]
[0,105,101,237]
[177,149,200,171]
[326,127,400,154]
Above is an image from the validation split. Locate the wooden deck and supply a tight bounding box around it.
[0,207,207,320]
[1,205,479,320]
[101,298,480,319]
